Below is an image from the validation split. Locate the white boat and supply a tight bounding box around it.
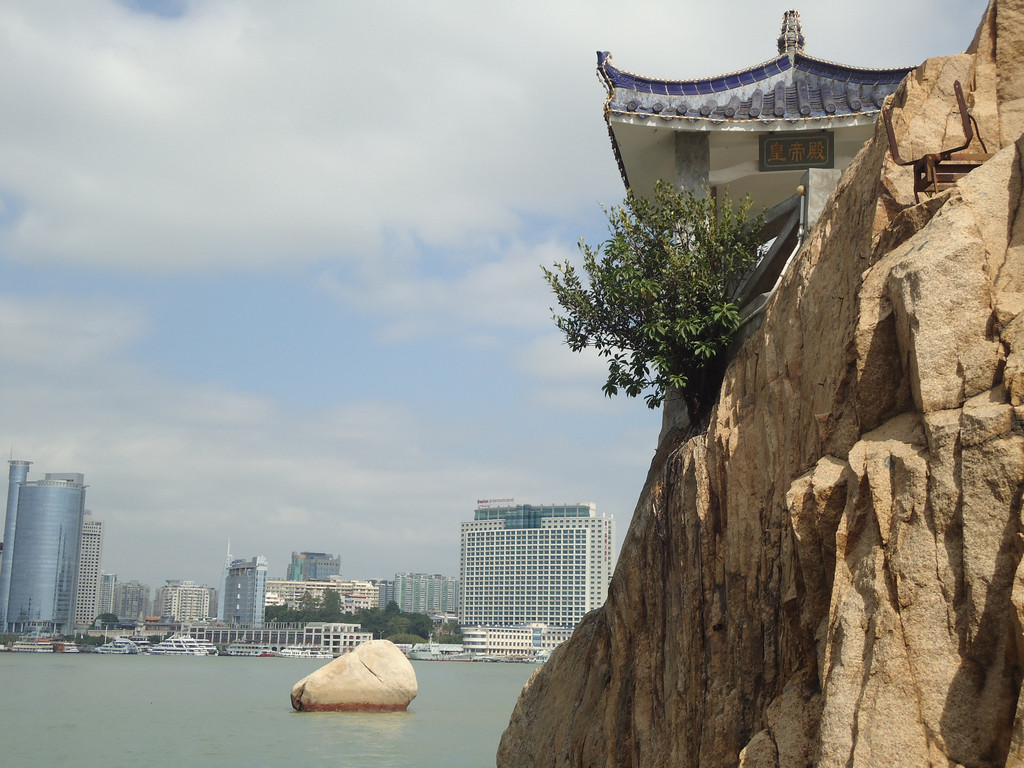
[150,633,219,656]
[274,645,333,659]
[11,638,55,653]
[408,642,465,661]
[94,637,145,654]
[53,641,79,653]
[126,634,154,652]
[225,642,275,657]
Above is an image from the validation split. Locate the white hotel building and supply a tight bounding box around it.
[459,501,615,628]
[462,624,574,657]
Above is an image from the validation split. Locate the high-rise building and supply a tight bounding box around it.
[112,579,150,621]
[374,579,396,610]
[459,501,615,628]
[73,514,104,628]
[223,556,268,627]
[394,573,459,615]
[155,580,214,623]
[0,461,87,634]
[287,551,340,581]
[97,572,116,617]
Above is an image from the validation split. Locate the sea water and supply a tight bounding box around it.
[0,652,536,767]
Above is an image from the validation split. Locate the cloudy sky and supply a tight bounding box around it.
[0,0,988,591]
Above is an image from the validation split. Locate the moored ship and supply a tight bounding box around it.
[94,637,147,654]
[10,638,55,653]
[149,633,219,656]
[275,645,333,659]
[225,642,275,657]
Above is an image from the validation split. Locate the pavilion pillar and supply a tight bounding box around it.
[674,132,710,197]
[800,168,842,230]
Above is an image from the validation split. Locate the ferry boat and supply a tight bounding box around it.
[11,638,55,653]
[224,642,275,657]
[94,637,146,654]
[125,634,154,653]
[149,633,219,656]
[53,641,79,653]
[275,645,333,659]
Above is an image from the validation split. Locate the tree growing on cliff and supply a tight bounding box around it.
[543,181,763,425]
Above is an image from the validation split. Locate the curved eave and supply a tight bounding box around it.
[793,52,915,86]
[598,50,794,97]
[597,50,915,126]
[597,50,913,98]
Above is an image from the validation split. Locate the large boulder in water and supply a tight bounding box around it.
[290,640,418,712]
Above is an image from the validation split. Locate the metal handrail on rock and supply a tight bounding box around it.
[883,80,992,203]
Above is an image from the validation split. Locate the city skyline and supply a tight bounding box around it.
[1,455,612,590]
[0,1,984,591]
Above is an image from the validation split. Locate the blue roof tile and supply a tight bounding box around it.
[596,18,913,126]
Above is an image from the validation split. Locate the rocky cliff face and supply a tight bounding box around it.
[497,2,1024,766]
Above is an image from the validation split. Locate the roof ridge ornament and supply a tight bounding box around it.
[777,9,805,61]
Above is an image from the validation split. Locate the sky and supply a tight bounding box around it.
[0,0,990,591]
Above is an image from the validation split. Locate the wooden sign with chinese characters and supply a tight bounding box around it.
[759,131,834,171]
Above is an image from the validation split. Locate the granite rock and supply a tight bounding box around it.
[290,640,417,712]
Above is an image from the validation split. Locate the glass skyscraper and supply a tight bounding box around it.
[287,551,340,581]
[0,461,87,634]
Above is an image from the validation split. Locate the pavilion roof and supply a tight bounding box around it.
[598,11,915,125]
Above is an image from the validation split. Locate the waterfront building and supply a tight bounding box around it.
[155,580,215,623]
[461,623,573,658]
[265,577,377,611]
[112,579,150,622]
[394,572,459,615]
[73,514,104,628]
[223,555,268,627]
[459,501,615,628]
[287,551,340,581]
[183,621,373,656]
[0,461,87,634]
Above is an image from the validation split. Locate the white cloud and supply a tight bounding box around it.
[0,294,148,368]
[316,236,576,342]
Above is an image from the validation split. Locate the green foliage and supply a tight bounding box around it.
[432,621,463,643]
[387,632,428,645]
[544,181,764,422]
[318,591,343,621]
[96,613,119,629]
[264,597,434,642]
[265,590,344,624]
[264,603,300,623]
